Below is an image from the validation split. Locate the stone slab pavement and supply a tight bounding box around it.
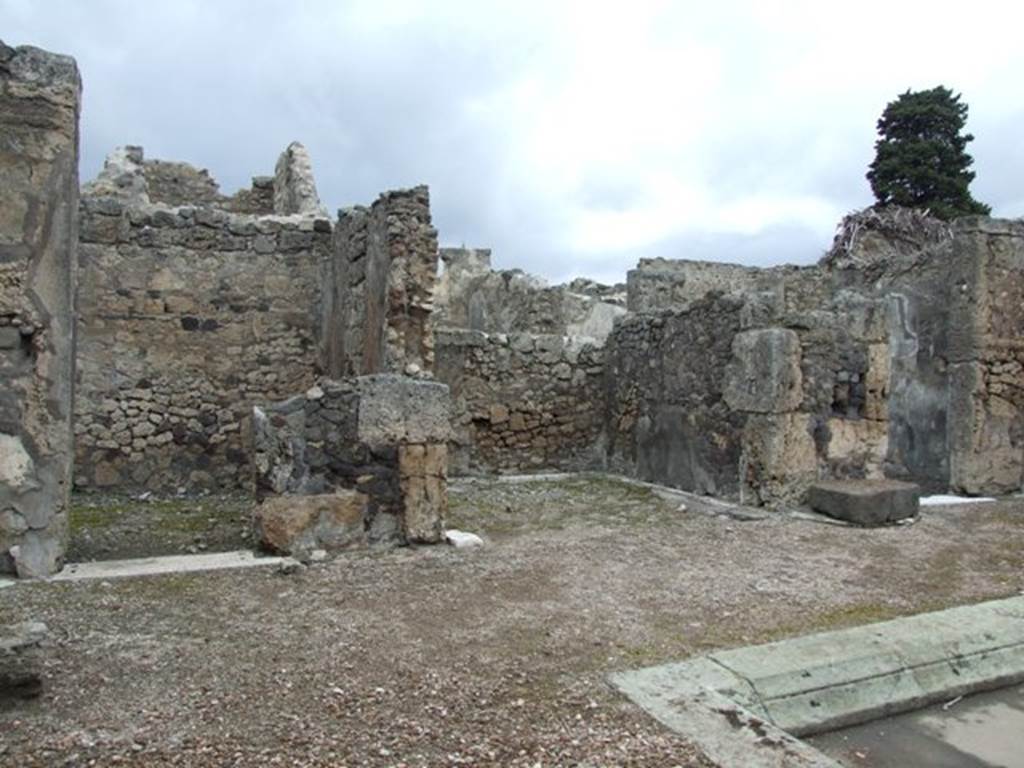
[610,596,1024,768]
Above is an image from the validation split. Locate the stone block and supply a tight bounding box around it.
[808,479,920,526]
[724,328,803,414]
[356,374,452,448]
[0,621,47,700]
[825,418,888,479]
[399,442,447,543]
[741,413,818,506]
[253,491,368,557]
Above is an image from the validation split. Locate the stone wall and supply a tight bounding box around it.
[0,42,81,577]
[604,297,748,496]
[74,149,331,491]
[606,209,1024,504]
[320,187,439,378]
[252,375,450,546]
[436,329,606,474]
[436,247,626,344]
[948,218,1024,494]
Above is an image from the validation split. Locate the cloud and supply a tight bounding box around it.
[3,0,1022,283]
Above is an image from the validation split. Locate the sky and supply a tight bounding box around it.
[4,0,1023,284]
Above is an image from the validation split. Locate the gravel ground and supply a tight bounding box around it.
[3,475,1024,767]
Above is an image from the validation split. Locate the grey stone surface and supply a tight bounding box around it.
[0,41,81,577]
[808,479,920,525]
[75,146,332,492]
[356,375,452,448]
[434,329,606,474]
[724,328,803,414]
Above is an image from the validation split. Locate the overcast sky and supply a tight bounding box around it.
[4,1,1023,283]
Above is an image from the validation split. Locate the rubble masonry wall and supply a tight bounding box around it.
[320,187,439,379]
[435,329,606,474]
[74,195,331,491]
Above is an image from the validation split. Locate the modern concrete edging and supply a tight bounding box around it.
[610,595,1024,767]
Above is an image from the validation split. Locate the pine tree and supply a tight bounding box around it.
[866,86,990,220]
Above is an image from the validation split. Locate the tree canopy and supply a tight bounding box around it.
[866,86,990,220]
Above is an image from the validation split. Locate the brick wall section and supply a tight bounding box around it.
[435,329,606,474]
[75,199,331,491]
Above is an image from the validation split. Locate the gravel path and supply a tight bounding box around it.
[3,475,1023,767]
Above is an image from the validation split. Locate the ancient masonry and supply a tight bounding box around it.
[2,40,1024,577]
[0,43,81,578]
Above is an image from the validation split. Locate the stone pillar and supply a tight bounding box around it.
[252,375,451,553]
[0,42,81,577]
[725,327,818,506]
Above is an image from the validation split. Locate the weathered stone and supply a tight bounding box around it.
[808,479,920,526]
[741,413,819,506]
[356,375,452,448]
[273,142,327,217]
[75,142,332,493]
[724,328,803,414]
[0,41,80,577]
[320,187,438,378]
[445,529,484,548]
[434,247,625,343]
[253,491,368,556]
[0,621,47,700]
[253,376,451,548]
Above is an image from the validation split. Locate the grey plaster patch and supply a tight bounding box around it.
[611,596,1024,766]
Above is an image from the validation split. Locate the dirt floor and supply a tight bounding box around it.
[67,492,252,562]
[3,474,1024,767]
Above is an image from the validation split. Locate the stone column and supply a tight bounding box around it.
[0,42,81,577]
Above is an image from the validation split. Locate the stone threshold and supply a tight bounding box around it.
[610,595,1024,768]
[4,550,285,584]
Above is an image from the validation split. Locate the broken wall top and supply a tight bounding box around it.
[435,246,626,344]
[82,142,329,221]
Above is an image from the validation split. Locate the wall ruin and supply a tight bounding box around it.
[5,40,1020,536]
[74,145,332,491]
[0,42,81,577]
[435,329,605,474]
[320,187,439,379]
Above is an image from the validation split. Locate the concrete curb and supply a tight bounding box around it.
[610,596,1024,767]
[46,550,284,582]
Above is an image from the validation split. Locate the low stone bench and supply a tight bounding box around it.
[808,479,920,526]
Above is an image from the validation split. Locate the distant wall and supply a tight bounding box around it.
[0,42,81,576]
[435,329,606,474]
[435,247,626,343]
